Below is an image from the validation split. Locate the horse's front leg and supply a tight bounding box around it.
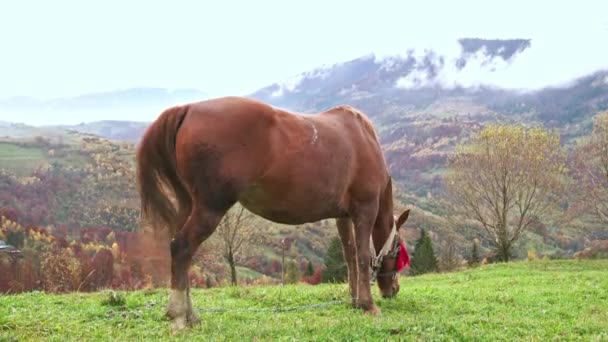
[351,201,381,315]
[336,218,358,307]
[167,205,223,333]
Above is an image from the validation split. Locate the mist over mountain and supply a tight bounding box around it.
[250,38,608,128]
[251,38,553,108]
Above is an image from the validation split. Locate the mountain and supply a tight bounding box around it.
[59,121,149,143]
[250,38,608,127]
[0,87,207,112]
[0,87,208,125]
[249,39,534,112]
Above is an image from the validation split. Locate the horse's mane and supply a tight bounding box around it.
[328,105,380,143]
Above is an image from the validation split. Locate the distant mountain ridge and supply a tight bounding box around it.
[59,121,150,143]
[0,87,207,112]
[0,87,208,126]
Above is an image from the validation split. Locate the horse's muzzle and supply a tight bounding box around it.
[382,284,400,298]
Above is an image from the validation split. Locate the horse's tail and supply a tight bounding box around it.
[136,105,191,239]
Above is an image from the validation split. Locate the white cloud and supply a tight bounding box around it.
[392,34,608,92]
[270,62,336,97]
[270,73,305,97]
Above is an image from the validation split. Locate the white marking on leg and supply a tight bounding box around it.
[167,289,188,332]
[168,289,188,313]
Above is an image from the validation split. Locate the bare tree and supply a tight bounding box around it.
[445,124,567,261]
[438,236,462,272]
[216,204,258,285]
[572,112,608,226]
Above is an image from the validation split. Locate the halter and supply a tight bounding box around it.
[369,223,401,281]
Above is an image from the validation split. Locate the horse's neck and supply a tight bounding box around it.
[372,208,394,251]
[372,178,395,251]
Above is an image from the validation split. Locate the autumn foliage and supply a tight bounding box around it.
[0,214,161,293]
[571,112,608,225]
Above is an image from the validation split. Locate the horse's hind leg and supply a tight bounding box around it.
[336,218,358,307]
[166,203,225,333]
[177,207,199,327]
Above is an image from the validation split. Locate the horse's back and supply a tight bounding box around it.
[174,96,388,223]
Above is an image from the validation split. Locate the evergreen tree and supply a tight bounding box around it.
[410,229,438,276]
[322,236,347,283]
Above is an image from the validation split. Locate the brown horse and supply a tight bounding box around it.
[136,96,410,332]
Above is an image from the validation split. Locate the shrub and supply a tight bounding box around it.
[40,249,80,293]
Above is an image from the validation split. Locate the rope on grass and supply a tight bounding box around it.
[197,299,350,313]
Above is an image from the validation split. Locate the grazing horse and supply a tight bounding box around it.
[136,96,411,332]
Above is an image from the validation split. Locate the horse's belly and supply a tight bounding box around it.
[237,183,347,225]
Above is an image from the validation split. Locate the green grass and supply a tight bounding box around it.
[1,260,607,341]
[235,266,266,280]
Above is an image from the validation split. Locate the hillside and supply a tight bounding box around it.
[1,260,607,341]
[0,135,139,231]
[0,135,336,287]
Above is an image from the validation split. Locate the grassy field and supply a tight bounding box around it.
[0,141,90,175]
[1,260,607,341]
[0,142,48,174]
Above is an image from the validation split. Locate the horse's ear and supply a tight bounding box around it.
[396,209,410,229]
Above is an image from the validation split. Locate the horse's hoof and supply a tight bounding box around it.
[170,315,188,334]
[363,304,381,316]
[187,311,201,327]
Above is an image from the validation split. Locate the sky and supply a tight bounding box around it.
[0,0,607,123]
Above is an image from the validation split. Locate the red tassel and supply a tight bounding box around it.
[396,242,410,271]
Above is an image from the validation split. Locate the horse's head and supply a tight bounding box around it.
[374,208,410,298]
